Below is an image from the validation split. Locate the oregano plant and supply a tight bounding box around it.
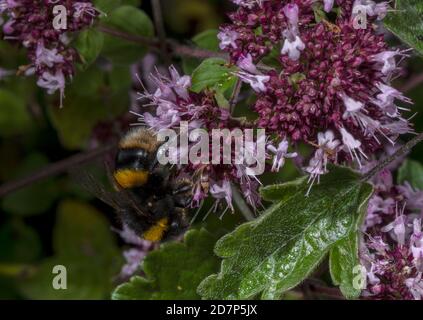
[0,0,422,302]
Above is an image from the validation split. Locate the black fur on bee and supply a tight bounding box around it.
[74,127,193,242]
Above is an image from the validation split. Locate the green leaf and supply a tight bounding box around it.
[191,58,237,96]
[182,29,220,74]
[329,232,362,299]
[0,220,42,263]
[102,6,154,65]
[112,229,220,300]
[48,65,129,149]
[192,29,220,51]
[93,0,141,16]
[0,276,22,299]
[0,89,31,137]
[2,154,59,216]
[329,173,369,300]
[19,200,123,300]
[384,0,423,56]
[74,29,104,67]
[197,166,373,300]
[397,159,423,190]
[312,2,326,23]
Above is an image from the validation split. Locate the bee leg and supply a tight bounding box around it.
[168,207,190,235]
[172,179,193,208]
[149,166,171,190]
[150,195,175,220]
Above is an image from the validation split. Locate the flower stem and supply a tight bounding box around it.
[0,143,116,197]
[97,25,227,60]
[362,132,423,182]
[232,184,255,221]
[229,78,242,114]
[151,0,172,67]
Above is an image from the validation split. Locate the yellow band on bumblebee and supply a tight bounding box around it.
[143,217,169,242]
[114,169,149,189]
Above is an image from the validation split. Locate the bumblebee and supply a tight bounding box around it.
[77,127,193,242]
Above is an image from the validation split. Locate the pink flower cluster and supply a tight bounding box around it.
[361,169,423,300]
[0,0,100,105]
[220,0,414,188]
[135,66,293,213]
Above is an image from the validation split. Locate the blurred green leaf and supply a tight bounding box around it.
[93,0,141,16]
[0,38,28,68]
[19,200,123,300]
[162,0,222,35]
[0,89,32,137]
[48,65,129,149]
[74,29,104,68]
[2,153,59,216]
[112,229,220,300]
[192,29,220,51]
[102,6,154,65]
[0,277,22,299]
[48,96,101,149]
[191,58,237,96]
[198,167,373,300]
[397,159,423,190]
[0,220,42,263]
[384,0,423,56]
[53,201,119,260]
[182,29,219,74]
[0,219,37,299]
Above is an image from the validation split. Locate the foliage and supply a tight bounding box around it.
[197,167,372,299]
[182,29,220,74]
[191,58,237,96]
[102,5,154,65]
[2,154,59,216]
[0,0,422,301]
[398,159,423,190]
[18,201,123,300]
[112,229,220,300]
[384,0,423,56]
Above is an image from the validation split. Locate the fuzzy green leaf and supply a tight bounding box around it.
[48,65,129,149]
[102,6,154,65]
[93,0,142,16]
[74,29,104,67]
[191,58,237,95]
[2,154,59,216]
[384,0,423,56]
[0,220,42,263]
[397,159,423,190]
[0,89,31,137]
[197,166,373,300]
[112,229,220,300]
[329,171,370,300]
[19,201,123,300]
[329,232,362,299]
[182,29,220,74]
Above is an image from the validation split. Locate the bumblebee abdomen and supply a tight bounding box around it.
[142,217,169,242]
[113,169,149,189]
[120,207,170,242]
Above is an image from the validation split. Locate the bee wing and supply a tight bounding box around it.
[70,168,151,219]
[70,168,122,209]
